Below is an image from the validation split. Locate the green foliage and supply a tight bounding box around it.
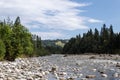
[0,17,34,61]
[42,39,67,54]
[32,35,48,56]
[55,41,65,48]
[63,24,120,54]
[0,39,6,60]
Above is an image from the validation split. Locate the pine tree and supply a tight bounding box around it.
[108,25,114,53]
[93,28,100,53]
[13,17,33,57]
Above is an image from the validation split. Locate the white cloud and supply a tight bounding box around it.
[0,0,102,39]
[32,32,64,40]
[0,0,91,30]
[88,18,103,23]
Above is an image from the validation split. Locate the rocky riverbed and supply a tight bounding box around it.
[0,54,120,80]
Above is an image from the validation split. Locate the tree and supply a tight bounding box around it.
[2,17,34,61]
[100,24,110,53]
[12,17,33,58]
[93,28,100,53]
[108,25,115,53]
[0,39,6,60]
[1,22,14,61]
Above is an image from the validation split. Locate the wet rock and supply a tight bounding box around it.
[98,70,105,74]
[77,74,83,78]
[81,78,88,80]
[101,74,107,78]
[0,73,5,78]
[86,75,96,78]
[92,69,97,72]
[76,63,80,66]
[67,77,74,80]
[89,56,96,59]
[41,71,46,76]
[45,71,49,75]
[7,77,13,80]
[63,54,68,57]
[34,73,43,78]
[58,72,67,76]
[59,77,65,80]
[116,63,120,67]
[53,72,58,79]
[27,77,33,80]
[113,73,120,78]
[51,67,57,72]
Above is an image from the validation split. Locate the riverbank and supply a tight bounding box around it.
[0,54,119,80]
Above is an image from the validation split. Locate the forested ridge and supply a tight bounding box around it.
[63,24,120,54]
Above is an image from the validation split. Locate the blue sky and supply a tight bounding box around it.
[0,0,120,40]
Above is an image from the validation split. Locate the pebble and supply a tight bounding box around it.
[27,77,33,80]
[59,77,65,80]
[89,56,96,59]
[98,70,105,74]
[58,72,67,76]
[45,71,49,75]
[81,78,88,80]
[51,67,57,72]
[77,74,83,78]
[113,73,120,78]
[54,72,59,79]
[86,75,96,78]
[101,74,108,78]
[67,77,74,80]
[92,69,97,72]
[116,63,120,67]
[7,77,13,80]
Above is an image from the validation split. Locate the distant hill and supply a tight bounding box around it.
[42,39,68,47]
[41,39,68,54]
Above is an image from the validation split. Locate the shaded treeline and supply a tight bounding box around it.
[63,24,120,54]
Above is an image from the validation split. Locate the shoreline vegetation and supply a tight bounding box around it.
[0,17,120,61]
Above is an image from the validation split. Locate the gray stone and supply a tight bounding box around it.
[86,75,96,78]
[101,74,107,78]
[116,63,120,67]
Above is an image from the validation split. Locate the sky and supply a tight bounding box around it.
[0,0,120,40]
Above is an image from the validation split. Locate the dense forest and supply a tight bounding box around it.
[63,24,120,54]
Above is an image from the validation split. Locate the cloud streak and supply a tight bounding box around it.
[32,32,64,40]
[88,18,103,23]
